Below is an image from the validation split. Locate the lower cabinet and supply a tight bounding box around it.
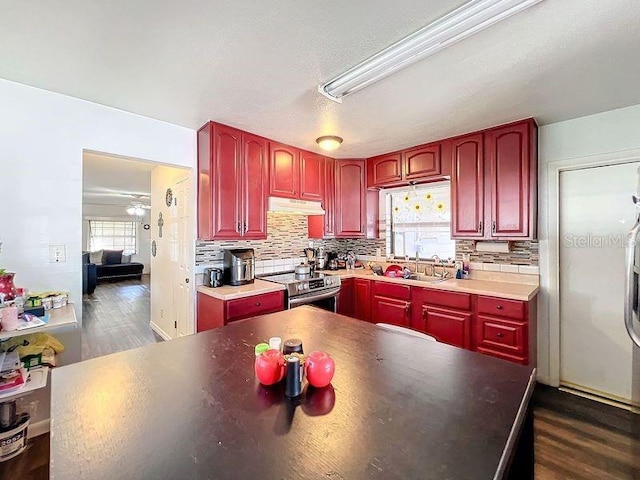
[421,305,472,349]
[371,281,412,327]
[353,278,372,322]
[197,290,284,332]
[337,278,354,317]
[335,278,535,366]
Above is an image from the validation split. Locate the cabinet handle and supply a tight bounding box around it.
[405,303,411,317]
[237,222,241,234]
[496,305,503,310]
[497,332,504,338]
[492,221,496,233]
[255,302,261,306]
[244,222,247,234]
[478,221,483,234]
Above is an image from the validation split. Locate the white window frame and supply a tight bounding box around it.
[88,219,138,255]
[385,181,455,261]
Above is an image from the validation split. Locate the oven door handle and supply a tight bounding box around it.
[288,287,341,307]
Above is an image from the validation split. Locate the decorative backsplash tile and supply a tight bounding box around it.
[455,240,539,266]
[195,213,539,267]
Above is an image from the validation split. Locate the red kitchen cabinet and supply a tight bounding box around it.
[197,122,267,240]
[368,153,403,187]
[337,277,354,317]
[299,151,324,201]
[335,159,366,238]
[403,143,441,181]
[451,132,485,238]
[308,157,336,239]
[411,288,472,348]
[242,133,269,239]
[353,278,372,322]
[269,142,299,199]
[197,290,284,332]
[371,281,412,327]
[474,295,535,365]
[423,305,472,349]
[451,119,537,240]
[486,120,536,239]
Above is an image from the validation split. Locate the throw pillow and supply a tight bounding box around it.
[102,250,124,265]
[89,250,103,265]
[122,254,132,263]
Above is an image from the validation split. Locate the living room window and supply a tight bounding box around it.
[88,220,137,255]
[386,181,455,260]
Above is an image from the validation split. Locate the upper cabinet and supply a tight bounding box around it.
[269,144,325,202]
[299,151,324,201]
[451,119,537,240]
[197,122,268,241]
[367,142,443,188]
[368,153,403,187]
[269,143,299,199]
[308,157,336,239]
[451,133,485,238]
[486,121,536,239]
[335,159,367,238]
[404,143,441,180]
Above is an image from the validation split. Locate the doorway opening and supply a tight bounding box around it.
[82,151,193,360]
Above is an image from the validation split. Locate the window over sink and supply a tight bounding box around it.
[385,181,455,260]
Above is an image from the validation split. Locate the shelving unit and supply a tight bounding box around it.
[0,303,78,340]
[0,367,49,402]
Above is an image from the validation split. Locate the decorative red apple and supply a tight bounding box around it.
[304,351,335,388]
[254,349,285,385]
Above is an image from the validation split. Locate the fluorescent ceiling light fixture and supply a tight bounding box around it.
[316,135,343,151]
[318,0,544,102]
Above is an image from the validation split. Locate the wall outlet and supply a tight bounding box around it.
[49,245,66,263]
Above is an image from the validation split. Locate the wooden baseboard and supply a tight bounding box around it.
[150,321,171,341]
[559,384,634,412]
[28,419,50,438]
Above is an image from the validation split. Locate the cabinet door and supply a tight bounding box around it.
[403,143,441,181]
[269,142,299,199]
[371,296,411,327]
[353,278,371,322]
[242,133,268,239]
[335,159,366,238]
[197,292,225,332]
[299,151,324,201]
[197,124,213,240]
[368,153,402,187]
[423,305,471,349]
[337,277,354,317]
[486,121,534,238]
[451,133,485,238]
[324,157,336,237]
[212,124,243,239]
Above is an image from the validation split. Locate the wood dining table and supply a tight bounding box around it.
[50,306,536,479]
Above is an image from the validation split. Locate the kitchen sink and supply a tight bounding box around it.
[405,274,451,284]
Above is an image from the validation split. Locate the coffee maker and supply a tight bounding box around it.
[223,249,255,286]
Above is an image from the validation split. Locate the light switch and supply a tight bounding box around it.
[49,245,66,263]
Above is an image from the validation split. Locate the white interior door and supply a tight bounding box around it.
[559,162,639,404]
[172,178,193,337]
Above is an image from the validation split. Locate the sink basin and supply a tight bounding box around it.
[406,274,450,284]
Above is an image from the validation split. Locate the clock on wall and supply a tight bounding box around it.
[165,188,173,207]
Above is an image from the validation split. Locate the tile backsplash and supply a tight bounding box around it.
[195,213,538,267]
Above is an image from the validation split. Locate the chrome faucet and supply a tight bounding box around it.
[430,255,448,278]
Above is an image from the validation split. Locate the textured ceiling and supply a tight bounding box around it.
[2,0,640,157]
[83,152,154,205]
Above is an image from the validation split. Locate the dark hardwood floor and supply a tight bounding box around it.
[81,275,162,360]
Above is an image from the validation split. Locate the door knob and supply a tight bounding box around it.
[185,278,190,284]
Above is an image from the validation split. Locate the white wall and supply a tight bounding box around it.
[0,78,195,428]
[538,103,640,384]
[82,203,152,274]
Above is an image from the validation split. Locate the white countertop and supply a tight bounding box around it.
[323,270,539,301]
[197,280,285,301]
